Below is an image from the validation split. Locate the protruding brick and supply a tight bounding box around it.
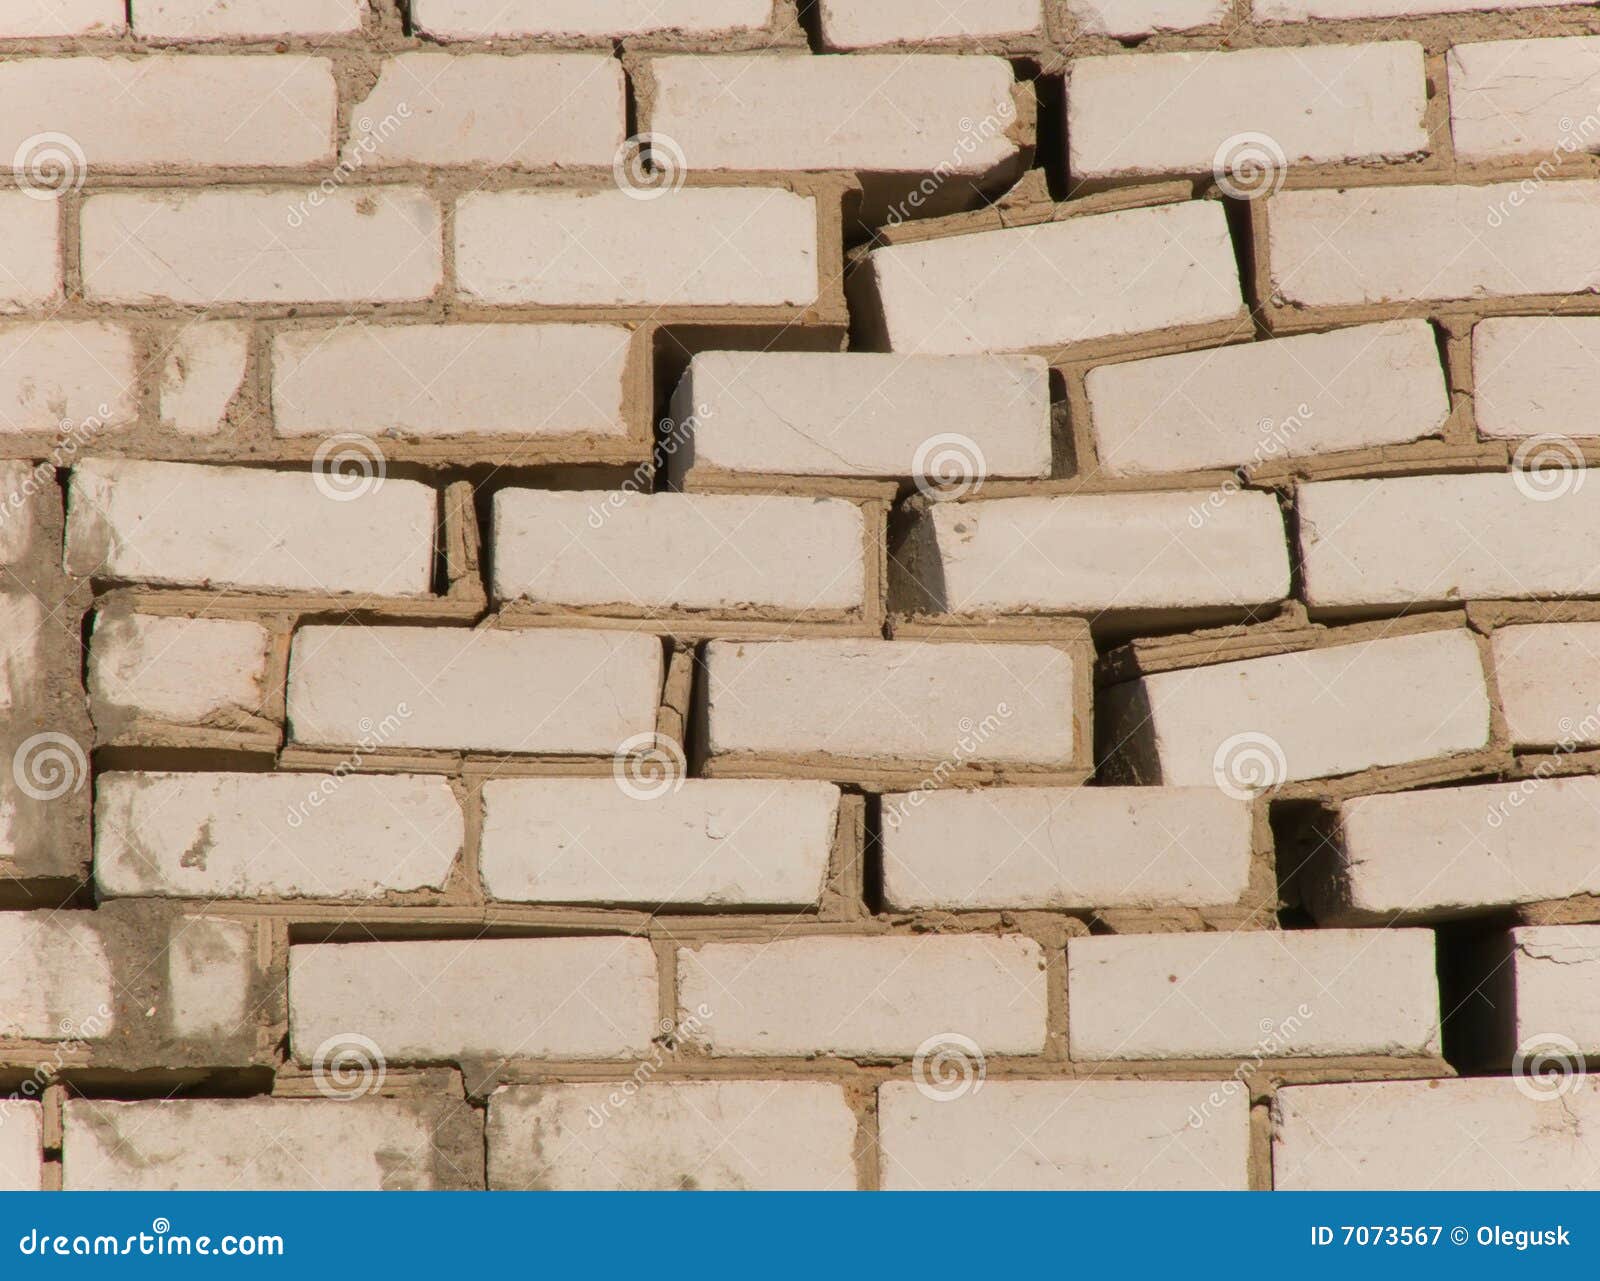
[1299,474,1600,610]
[287,626,662,754]
[493,490,866,614]
[896,490,1289,620]
[160,321,248,436]
[1104,629,1491,786]
[879,1080,1249,1190]
[1472,317,1600,439]
[1068,0,1226,35]
[1268,181,1600,307]
[135,0,364,38]
[411,0,769,38]
[1086,321,1450,476]
[819,0,1041,46]
[482,778,839,908]
[0,0,122,36]
[489,1082,859,1190]
[0,195,61,310]
[0,1104,41,1191]
[290,938,659,1063]
[81,189,442,305]
[0,322,136,434]
[65,460,436,596]
[1498,925,1600,1056]
[678,935,1049,1056]
[852,201,1243,355]
[1068,928,1440,1060]
[882,786,1253,910]
[456,189,817,308]
[95,772,463,900]
[1273,1078,1600,1190]
[1069,44,1428,180]
[0,914,113,1041]
[1491,622,1600,748]
[88,613,271,729]
[670,351,1050,482]
[704,638,1077,768]
[1448,37,1600,162]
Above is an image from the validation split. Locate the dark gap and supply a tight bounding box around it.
[429,479,451,597]
[1437,917,1519,1074]
[860,793,885,915]
[56,1066,276,1100]
[795,0,825,52]
[1048,367,1076,481]
[1220,196,1272,339]
[1029,63,1069,203]
[78,605,95,694]
[1270,799,1328,927]
[1280,485,1307,606]
[395,0,414,38]
[93,746,278,774]
[0,878,92,913]
[620,43,639,141]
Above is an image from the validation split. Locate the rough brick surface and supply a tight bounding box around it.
[0,195,61,309]
[1070,0,1227,34]
[819,0,1042,46]
[135,0,364,38]
[1491,622,1600,748]
[88,613,271,729]
[0,1104,42,1192]
[1448,38,1600,162]
[0,914,113,1040]
[1,1,123,37]
[0,322,137,434]
[1499,925,1600,1056]
[1472,317,1600,439]
[411,0,769,38]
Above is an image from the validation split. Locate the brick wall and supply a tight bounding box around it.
[3,0,1600,1192]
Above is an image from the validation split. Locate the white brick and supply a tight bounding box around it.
[88,613,271,727]
[0,56,334,169]
[0,914,114,1041]
[679,935,1048,1056]
[1450,39,1600,162]
[489,1082,858,1190]
[95,772,463,900]
[167,916,250,1040]
[1273,1078,1600,1190]
[0,0,122,36]
[704,638,1077,767]
[649,55,1018,175]
[819,0,1041,46]
[482,778,838,908]
[1299,474,1600,609]
[1473,317,1600,440]
[1069,44,1427,181]
[0,1104,41,1192]
[81,189,442,306]
[1068,0,1226,36]
[274,324,631,441]
[1502,925,1600,1055]
[1087,321,1450,476]
[0,194,61,310]
[879,1080,1249,1190]
[0,322,137,433]
[287,626,662,754]
[351,54,623,169]
[882,786,1253,911]
[1068,929,1440,1060]
[65,460,436,596]
[854,201,1243,356]
[1492,622,1600,748]
[1105,629,1491,786]
[0,593,44,712]
[672,351,1050,481]
[0,464,37,564]
[1260,0,1559,17]
[456,189,816,308]
[1268,181,1600,307]
[136,0,364,39]
[412,0,769,38]
[899,490,1289,617]
[160,321,248,436]
[1311,778,1600,922]
[290,937,659,1062]
[64,1099,449,1191]
[493,490,865,613]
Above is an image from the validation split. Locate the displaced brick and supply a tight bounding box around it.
[896,490,1289,619]
[290,937,659,1062]
[95,772,463,900]
[1449,37,1600,161]
[0,913,114,1041]
[481,778,838,908]
[0,322,137,434]
[678,935,1049,1056]
[852,201,1243,355]
[166,916,252,1040]
[64,460,436,596]
[879,1080,1249,1190]
[0,0,122,36]
[134,0,364,38]
[88,613,272,729]
[1472,317,1600,439]
[286,626,662,754]
[1069,44,1428,180]
[881,786,1253,911]
[488,1082,859,1190]
[492,490,866,613]
[0,1104,41,1192]
[81,189,442,305]
[1499,925,1600,1055]
[703,638,1078,768]
[411,0,769,38]
[1068,928,1440,1060]
[1086,321,1450,476]
[818,0,1042,46]
[455,189,817,308]
[1273,1078,1600,1190]
[1104,629,1491,786]
[1298,473,1600,610]
[0,195,61,310]
[1068,0,1227,35]
[1491,622,1600,748]
[159,321,248,435]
